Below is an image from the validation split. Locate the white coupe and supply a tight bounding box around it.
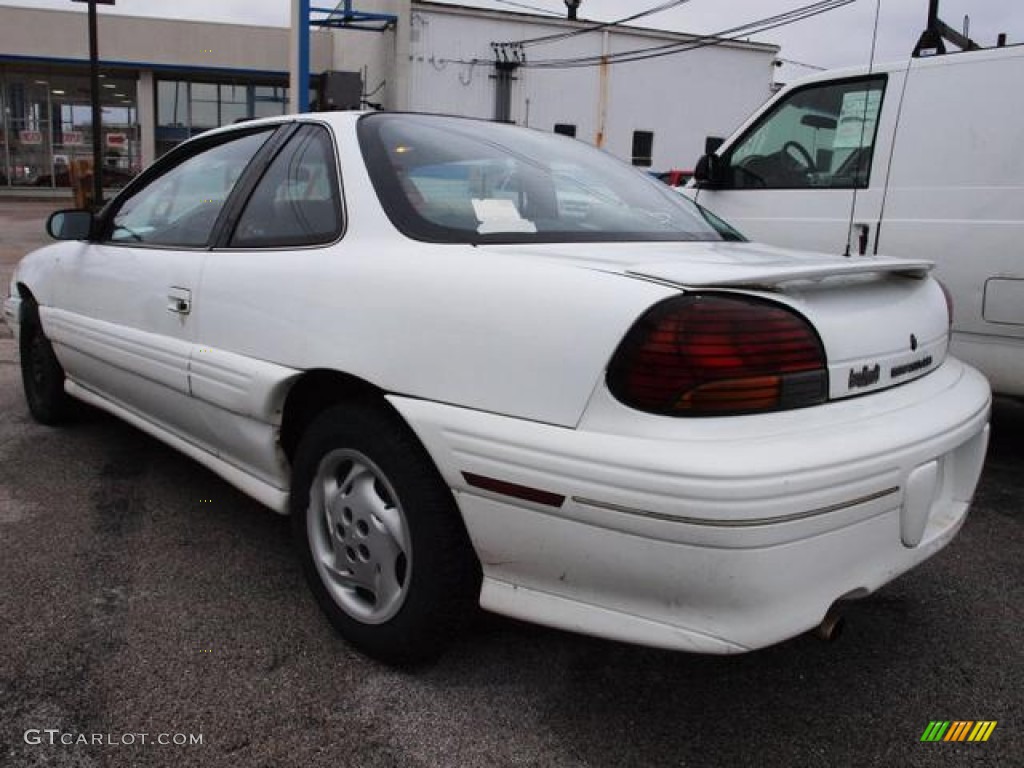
[3,112,991,664]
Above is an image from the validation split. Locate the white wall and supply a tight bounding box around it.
[403,4,778,170]
[329,0,411,110]
[603,33,777,169]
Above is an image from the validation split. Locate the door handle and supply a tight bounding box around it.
[167,287,192,316]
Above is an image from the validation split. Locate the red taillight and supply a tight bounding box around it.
[607,294,828,416]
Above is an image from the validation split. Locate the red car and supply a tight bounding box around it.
[655,169,693,187]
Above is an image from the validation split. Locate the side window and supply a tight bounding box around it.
[107,129,272,247]
[230,125,342,248]
[725,77,886,190]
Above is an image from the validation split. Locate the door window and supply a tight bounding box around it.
[106,129,273,247]
[725,77,886,190]
[230,124,342,248]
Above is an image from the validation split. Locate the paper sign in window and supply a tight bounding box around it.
[834,90,882,149]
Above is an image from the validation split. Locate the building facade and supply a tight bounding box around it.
[0,2,777,194]
[0,6,332,194]
[395,2,778,171]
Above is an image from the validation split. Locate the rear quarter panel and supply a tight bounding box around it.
[194,238,674,428]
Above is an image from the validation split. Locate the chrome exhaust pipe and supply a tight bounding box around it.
[813,610,846,642]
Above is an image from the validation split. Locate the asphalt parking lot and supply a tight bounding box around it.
[1,201,1021,767]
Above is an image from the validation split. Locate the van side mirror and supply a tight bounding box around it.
[694,154,724,188]
[704,136,725,155]
[695,135,727,188]
[46,209,94,241]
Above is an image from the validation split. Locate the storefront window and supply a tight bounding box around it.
[157,80,188,127]
[190,81,219,132]
[6,79,51,187]
[155,80,288,156]
[1,68,290,186]
[1,69,140,190]
[220,84,249,125]
[254,85,288,119]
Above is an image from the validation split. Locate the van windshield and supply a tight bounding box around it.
[358,113,725,244]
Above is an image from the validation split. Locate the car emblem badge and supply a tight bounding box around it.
[848,363,881,390]
[910,333,918,351]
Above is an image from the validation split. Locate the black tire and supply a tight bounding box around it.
[290,401,480,665]
[20,301,74,425]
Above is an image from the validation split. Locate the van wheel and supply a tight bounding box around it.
[290,402,480,665]
[20,302,74,425]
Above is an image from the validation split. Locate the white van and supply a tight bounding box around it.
[689,44,1024,397]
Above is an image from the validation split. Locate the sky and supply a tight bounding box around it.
[3,0,1023,77]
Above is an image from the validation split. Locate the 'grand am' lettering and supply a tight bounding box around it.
[891,356,933,379]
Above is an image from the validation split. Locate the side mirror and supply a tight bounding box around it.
[46,209,94,241]
[694,135,727,188]
[694,154,724,188]
[704,136,725,155]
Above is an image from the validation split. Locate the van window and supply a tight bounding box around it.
[724,77,886,190]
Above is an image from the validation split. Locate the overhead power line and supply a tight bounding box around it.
[517,0,856,68]
[497,0,695,49]
[487,0,564,17]
[522,0,852,67]
[778,56,827,71]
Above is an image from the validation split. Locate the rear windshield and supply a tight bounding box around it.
[358,113,726,245]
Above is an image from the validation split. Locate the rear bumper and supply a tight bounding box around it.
[389,359,991,653]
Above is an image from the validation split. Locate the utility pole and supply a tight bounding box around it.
[72,0,115,208]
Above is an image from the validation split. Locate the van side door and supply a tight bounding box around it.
[693,75,892,257]
[874,49,1024,395]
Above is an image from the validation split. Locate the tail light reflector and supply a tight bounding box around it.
[607,293,828,416]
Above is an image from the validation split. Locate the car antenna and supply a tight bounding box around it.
[843,0,882,258]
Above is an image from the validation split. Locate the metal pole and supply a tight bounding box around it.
[299,0,310,112]
[595,30,609,148]
[290,0,310,113]
[87,0,103,208]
